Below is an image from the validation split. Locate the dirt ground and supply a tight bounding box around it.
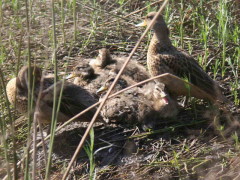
[0,0,239,179]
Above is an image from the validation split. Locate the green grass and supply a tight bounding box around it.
[0,0,239,179]
[84,128,96,180]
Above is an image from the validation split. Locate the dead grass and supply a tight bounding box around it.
[0,0,239,179]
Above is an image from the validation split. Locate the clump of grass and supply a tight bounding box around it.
[0,0,239,179]
[84,128,96,180]
[216,0,229,76]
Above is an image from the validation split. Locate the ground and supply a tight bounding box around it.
[0,0,239,179]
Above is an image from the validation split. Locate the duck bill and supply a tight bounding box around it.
[162,97,169,104]
[160,92,169,104]
[136,20,147,27]
[66,73,76,80]
[96,86,108,94]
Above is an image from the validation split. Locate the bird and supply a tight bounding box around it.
[97,75,178,128]
[89,48,113,71]
[6,77,28,114]
[89,48,150,82]
[67,50,115,96]
[69,61,97,88]
[6,65,53,115]
[6,65,98,124]
[137,12,227,103]
[68,63,112,97]
[68,48,150,97]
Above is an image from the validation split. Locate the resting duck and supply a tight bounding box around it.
[97,75,178,128]
[89,48,150,82]
[6,65,53,115]
[6,65,98,124]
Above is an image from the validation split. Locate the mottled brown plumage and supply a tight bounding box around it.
[37,80,97,124]
[6,65,98,124]
[6,65,53,114]
[69,49,115,96]
[98,75,178,128]
[90,48,150,82]
[139,12,227,102]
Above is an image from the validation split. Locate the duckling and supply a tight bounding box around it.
[90,48,150,82]
[89,48,113,71]
[69,65,112,97]
[37,80,97,124]
[97,75,178,128]
[140,82,178,119]
[70,61,96,87]
[6,65,98,124]
[137,12,227,103]
[67,51,114,97]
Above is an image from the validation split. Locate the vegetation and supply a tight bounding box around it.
[0,0,239,179]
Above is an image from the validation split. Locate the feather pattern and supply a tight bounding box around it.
[144,12,227,102]
[6,65,98,124]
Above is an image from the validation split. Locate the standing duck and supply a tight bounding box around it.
[137,12,227,103]
[6,65,98,124]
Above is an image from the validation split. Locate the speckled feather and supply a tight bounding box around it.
[38,81,97,123]
[6,65,98,124]
[144,12,226,102]
[90,48,150,82]
[148,38,216,96]
[99,76,178,128]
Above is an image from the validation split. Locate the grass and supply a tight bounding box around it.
[84,128,96,180]
[0,0,239,179]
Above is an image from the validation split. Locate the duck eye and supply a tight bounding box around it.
[147,15,154,19]
[107,78,115,83]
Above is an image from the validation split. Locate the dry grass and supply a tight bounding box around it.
[0,0,239,179]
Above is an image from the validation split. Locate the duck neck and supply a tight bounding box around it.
[148,24,174,54]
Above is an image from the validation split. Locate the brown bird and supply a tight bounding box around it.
[69,64,112,97]
[89,48,113,71]
[97,75,178,128]
[67,50,115,96]
[6,65,53,115]
[6,65,98,124]
[89,48,150,82]
[137,12,227,103]
[69,61,97,88]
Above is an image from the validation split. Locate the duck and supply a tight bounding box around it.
[69,48,150,97]
[69,64,112,97]
[89,48,113,71]
[137,12,227,103]
[6,65,53,115]
[97,75,178,128]
[89,48,150,82]
[6,65,98,124]
[67,50,115,96]
[69,61,96,87]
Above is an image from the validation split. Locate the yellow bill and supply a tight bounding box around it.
[96,85,108,94]
[135,20,147,27]
[66,73,76,80]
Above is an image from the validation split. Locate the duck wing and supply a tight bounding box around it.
[41,81,97,121]
[155,51,221,99]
